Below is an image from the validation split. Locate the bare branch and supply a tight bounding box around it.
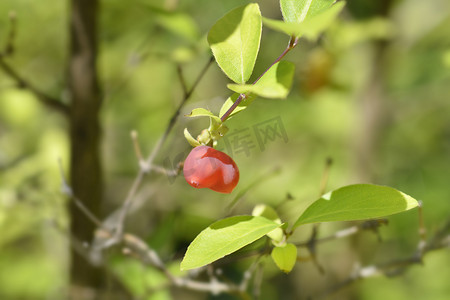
[177,63,188,96]
[300,157,334,273]
[112,56,213,240]
[130,130,179,176]
[0,13,69,115]
[295,219,388,248]
[323,217,450,298]
[0,57,69,115]
[58,158,102,227]
[122,232,255,296]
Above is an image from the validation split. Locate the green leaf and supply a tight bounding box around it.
[185,108,228,144]
[252,204,285,242]
[219,93,257,119]
[280,0,334,23]
[271,243,297,273]
[181,216,281,270]
[264,1,345,39]
[227,61,295,99]
[186,108,222,129]
[184,128,200,147]
[293,184,419,228]
[156,12,200,42]
[207,4,262,84]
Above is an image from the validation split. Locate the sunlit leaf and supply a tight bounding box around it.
[207,4,262,83]
[280,0,334,23]
[186,108,222,124]
[227,61,295,99]
[271,243,298,273]
[184,128,200,147]
[264,1,345,39]
[293,184,419,228]
[181,216,281,270]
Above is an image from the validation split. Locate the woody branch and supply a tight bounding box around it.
[0,12,69,115]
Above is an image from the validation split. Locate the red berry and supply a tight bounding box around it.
[183,146,239,193]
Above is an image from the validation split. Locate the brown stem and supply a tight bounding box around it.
[220,36,299,122]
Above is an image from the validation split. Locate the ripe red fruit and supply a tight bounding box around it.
[183,145,239,193]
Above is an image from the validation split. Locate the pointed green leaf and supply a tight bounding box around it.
[181,216,281,270]
[280,0,335,23]
[207,4,262,83]
[184,128,200,147]
[186,108,222,125]
[271,243,297,273]
[219,93,257,119]
[264,1,345,39]
[227,61,295,99]
[294,184,419,228]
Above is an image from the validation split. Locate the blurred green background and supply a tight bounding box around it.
[0,0,449,299]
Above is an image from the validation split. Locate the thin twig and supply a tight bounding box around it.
[0,13,69,115]
[58,158,103,227]
[417,201,427,254]
[295,219,388,247]
[63,182,248,297]
[112,56,213,241]
[322,217,450,298]
[252,262,265,300]
[301,157,334,273]
[0,57,69,114]
[177,63,188,96]
[122,233,249,295]
[220,36,299,122]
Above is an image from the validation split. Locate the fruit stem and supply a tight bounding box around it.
[220,36,299,122]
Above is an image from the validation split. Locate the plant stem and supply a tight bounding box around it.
[220,36,299,122]
[113,56,213,238]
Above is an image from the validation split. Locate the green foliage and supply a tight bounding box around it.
[185,107,222,125]
[280,0,335,23]
[180,0,424,279]
[185,108,228,144]
[294,184,419,227]
[227,61,295,99]
[180,216,281,270]
[207,3,262,83]
[264,1,345,39]
[111,257,171,300]
[183,128,201,147]
[271,243,297,273]
[252,204,284,242]
[1,0,449,299]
